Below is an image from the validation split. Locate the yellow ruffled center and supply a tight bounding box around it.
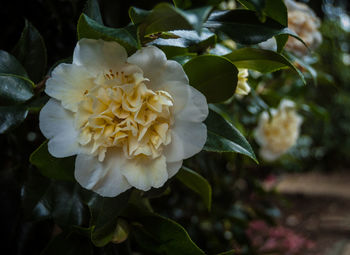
[75,69,174,161]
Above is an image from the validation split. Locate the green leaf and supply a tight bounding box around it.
[133,213,205,255]
[42,232,93,255]
[238,0,265,12]
[263,0,288,52]
[0,50,28,77]
[77,14,139,55]
[22,170,88,226]
[204,109,257,162]
[176,167,212,211]
[264,0,287,25]
[173,0,222,9]
[224,48,306,83]
[216,250,237,255]
[83,0,103,24]
[140,3,212,37]
[30,141,75,181]
[0,105,28,133]
[12,20,47,83]
[205,10,303,45]
[129,7,151,25]
[183,55,238,103]
[0,74,34,106]
[149,29,216,51]
[85,191,131,247]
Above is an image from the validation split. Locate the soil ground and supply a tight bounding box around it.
[273,172,350,255]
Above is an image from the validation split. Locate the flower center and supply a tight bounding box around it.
[75,69,174,161]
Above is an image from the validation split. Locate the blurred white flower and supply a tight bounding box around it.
[39,39,208,197]
[235,69,251,96]
[254,99,303,161]
[285,0,322,56]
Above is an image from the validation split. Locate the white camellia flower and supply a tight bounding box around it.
[235,69,251,96]
[254,99,303,161]
[39,38,208,197]
[284,0,322,56]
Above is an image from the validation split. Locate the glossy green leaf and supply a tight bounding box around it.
[173,0,222,9]
[263,0,288,52]
[204,109,257,162]
[42,232,93,255]
[12,20,47,83]
[238,0,265,12]
[149,29,216,51]
[205,10,302,45]
[30,141,75,181]
[176,167,212,211]
[224,48,306,83]
[0,105,28,133]
[140,3,212,37]
[0,50,28,77]
[22,170,87,226]
[77,14,139,54]
[83,0,103,24]
[0,74,34,106]
[264,0,287,25]
[133,213,205,255]
[85,191,130,247]
[183,55,238,103]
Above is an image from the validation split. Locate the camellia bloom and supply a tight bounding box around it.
[39,39,208,197]
[254,99,303,161]
[284,0,322,56]
[235,69,251,96]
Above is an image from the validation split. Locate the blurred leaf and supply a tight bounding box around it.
[30,141,75,181]
[0,105,28,133]
[133,213,205,255]
[205,10,303,45]
[149,29,216,54]
[0,50,28,77]
[183,55,238,103]
[140,3,212,37]
[42,232,93,255]
[83,0,103,24]
[224,48,306,83]
[12,20,47,83]
[84,191,131,247]
[204,109,257,162]
[0,74,34,105]
[77,14,139,54]
[176,167,212,211]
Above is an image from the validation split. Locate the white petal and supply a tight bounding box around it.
[164,122,207,162]
[121,155,168,191]
[73,38,128,74]
[75,149,131,197]
[167,160,183,178]
[259,147,281,162]
[174,85,208,122]
[127,46,188,89]
[46,64,95,112]
[39,99,81,157]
